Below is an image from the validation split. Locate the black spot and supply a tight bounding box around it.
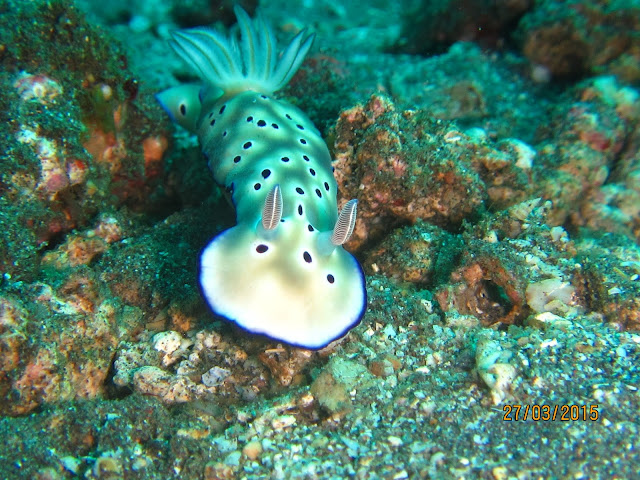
[281,156,290,162]
[309,168,316,176]
[256,244,268,253]
[254,183,261,190]
[299,138,307,145]
[179,103,186,116]
[210,118,216,126]
[272,123,279,129]
[246,116,253,122]
[324,182,330,191]
[303,155,309,162]
[233,155,241,163]
[286,113,292,120]
[296,187,304,195]
[223,131,227,137]
[260,94,268,99]
[315,189,322,198]
[243,141,252,149]
[261,169,271,179]
[332,166,335,172]
[219,105,226,114]
[296,124,304,130]
[327,274,335,284]
[298,205,303,215]
[208,112,214,118]
[257,120,266,127]
[308,224,314,232]
[303,251,312,263]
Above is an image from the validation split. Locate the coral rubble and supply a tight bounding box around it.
[1,0,640,478]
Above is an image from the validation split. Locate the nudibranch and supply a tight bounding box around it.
[156,7,366,349]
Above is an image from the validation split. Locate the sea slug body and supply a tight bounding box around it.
[157,7,366,349]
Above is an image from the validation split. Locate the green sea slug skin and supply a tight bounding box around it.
[157,7,366,349]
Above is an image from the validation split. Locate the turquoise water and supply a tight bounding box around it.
[0,0,639,478]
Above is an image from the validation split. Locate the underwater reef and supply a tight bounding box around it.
[0,0,639,478]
